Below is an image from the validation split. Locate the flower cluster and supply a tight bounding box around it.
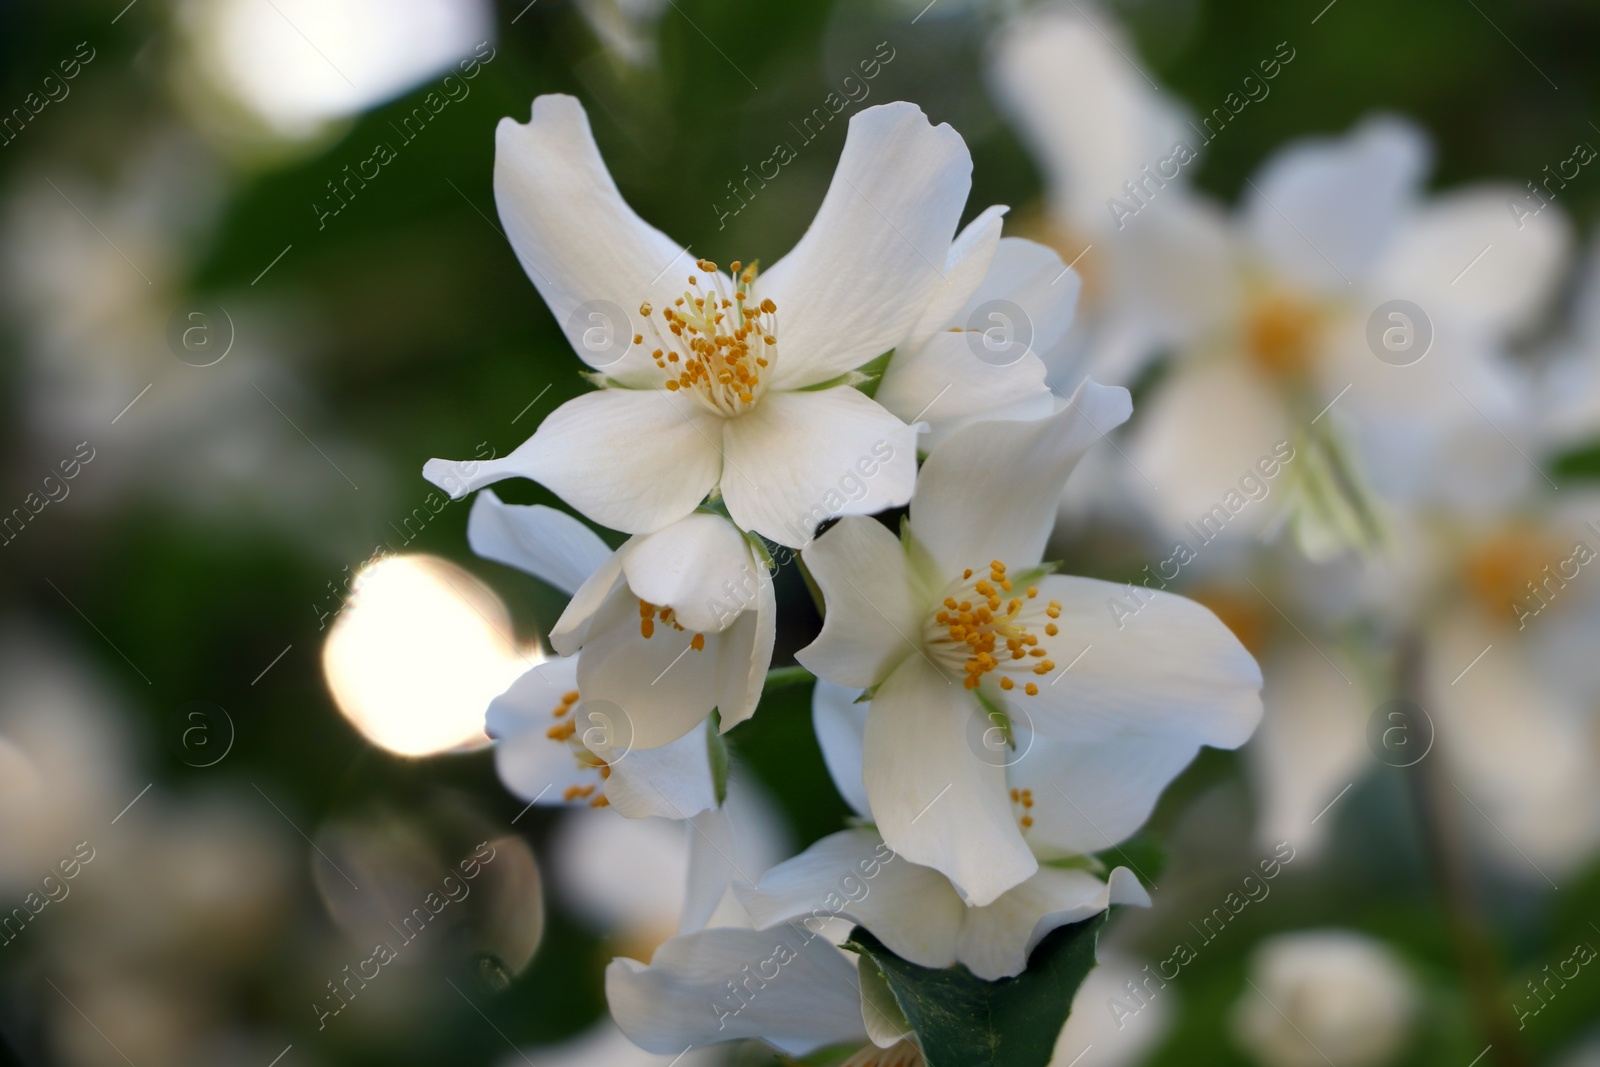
[427,93,1265,1065]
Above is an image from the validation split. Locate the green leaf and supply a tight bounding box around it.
[845,913,1106,1067]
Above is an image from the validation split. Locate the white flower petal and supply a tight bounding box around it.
[601,720,718,821]
[1125,355,1292,538]
[523,1018,723,1067]
[550,809,689,934]
[712,563,776,731]
[719,387,917,548]
[812,679,871,819]
[680,775,793,934]
[494,95,686,384]
[1245,114,1428,291]
[467,491,613,596]
[763,102,972,390]
[795,517,925,689]
[1425,615,1600,874]
[550,541,629,655]
[910,378,1131,576]
[1370,186,1571,338]
[989,7,1192,231]
[622,513,764,633]
[1248,645,1371,860]
[490,669,600,805]
[878,235,1077,448]
[485,654,581,741]
[737,828,965,972]
[1022,574,1262,748]
[606,927,867,1056]
[865,655,1037,907]
[875,329,1052,452]
[1009,730,1203,858]
[424,388,724,535]
[573,584,721,750]
[1105,191,1241,350]
[955,866,1141,981]
[905,204,1008,353]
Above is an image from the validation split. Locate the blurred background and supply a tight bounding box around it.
[2,0,1600,1065]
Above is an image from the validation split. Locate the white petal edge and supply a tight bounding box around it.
[762,101,973,390]
[910,378,1131,576]
[467,490,613,596]
[795,516,925,689]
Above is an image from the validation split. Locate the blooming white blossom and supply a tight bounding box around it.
[426,95,991,548]
[795,381,1263,905]
[735,679,1149,982]
[1248,488,1600,874]
[1231,930,1416,1067]
[470,491,772,804]
[1116,114,1570,557]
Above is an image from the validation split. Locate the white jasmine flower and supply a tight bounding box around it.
[735,680,1149,982]
[795,382,1263,905]
[1231,930,1416,1067]
[1117,114,1571,556]
[471,491,774,767]
[1243,491,1600,875]
[425,94,980,547]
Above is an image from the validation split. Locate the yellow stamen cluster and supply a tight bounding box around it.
[638,599,706,651]
[545,689,611,807]
[645,259,777,416]
[928,561,1056,696]
[1010,787,1035,830]
[1246,291,1321,379]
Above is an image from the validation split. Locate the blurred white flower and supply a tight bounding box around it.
[1049,951,1175,1067]
[470,492,774,764]
[174,0,494,144]
[797,382,1262,905]
[425,95,980,548]
[989,3,1222,388]
[0,628,132,891]
[0,129,379,544]
[1116,115,1570,558]
[1231,930,1416,1067]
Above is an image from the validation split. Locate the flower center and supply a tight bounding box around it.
[925,560,1059,696]
[1463,526,1565,620]
[1245,291,1321,380]
[643,258,778,417]
[543,688,611,808]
